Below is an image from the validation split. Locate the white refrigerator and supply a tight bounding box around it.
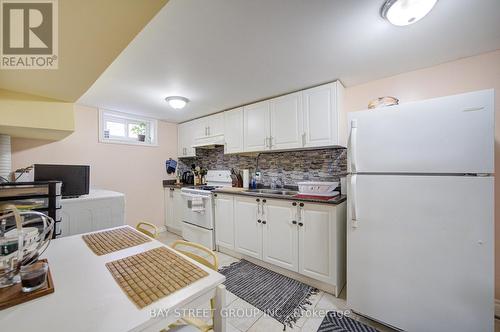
[347,89,494,332]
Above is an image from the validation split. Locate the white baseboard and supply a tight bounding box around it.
[495,299,500,318]
[158,225,166,233]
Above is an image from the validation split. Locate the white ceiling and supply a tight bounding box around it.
[78,0,500,123]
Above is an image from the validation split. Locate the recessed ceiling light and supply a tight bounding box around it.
[381,0,437,26]
[165,96,189,109]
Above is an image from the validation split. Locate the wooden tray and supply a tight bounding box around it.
[0,259,55,310]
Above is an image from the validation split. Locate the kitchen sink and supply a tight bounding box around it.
[244,189,298,196]
[280,190,299,196]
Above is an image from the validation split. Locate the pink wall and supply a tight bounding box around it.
[342,49,500,299]
[11,105,177,228]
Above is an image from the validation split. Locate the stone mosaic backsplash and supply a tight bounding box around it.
[177,146,347,187]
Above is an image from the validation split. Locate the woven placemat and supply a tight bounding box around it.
[82,227,152,256]
[106,246,209,308]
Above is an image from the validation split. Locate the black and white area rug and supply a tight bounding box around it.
[219,259,318,327]
[317,311,380,332]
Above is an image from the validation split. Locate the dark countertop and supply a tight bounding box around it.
[163,180,346,205]
[162,180,199,189]
[213,188,346,205]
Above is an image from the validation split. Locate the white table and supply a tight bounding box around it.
[0,226,227,332]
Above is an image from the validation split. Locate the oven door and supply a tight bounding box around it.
[180,192,214,229]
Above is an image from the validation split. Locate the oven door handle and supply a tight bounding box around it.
[181,193,208,200]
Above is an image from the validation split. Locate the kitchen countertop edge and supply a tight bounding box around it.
[213,188,346,205]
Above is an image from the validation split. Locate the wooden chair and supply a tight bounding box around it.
[135,221,159,238]
[168,240,219,332]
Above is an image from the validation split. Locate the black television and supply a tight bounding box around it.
[34,164,90,198]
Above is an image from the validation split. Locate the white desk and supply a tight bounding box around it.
[0,226,227,332]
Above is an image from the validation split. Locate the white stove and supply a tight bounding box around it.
[180,170,232,249]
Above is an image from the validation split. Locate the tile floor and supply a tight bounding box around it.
[158,231,500,332]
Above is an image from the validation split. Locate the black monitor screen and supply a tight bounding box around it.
[34,164,90,198]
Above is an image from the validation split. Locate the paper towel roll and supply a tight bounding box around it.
[242,169,249,189]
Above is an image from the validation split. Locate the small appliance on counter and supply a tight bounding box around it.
[181,171,194,185]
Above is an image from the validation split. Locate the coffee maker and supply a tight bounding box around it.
[182,170,194,185]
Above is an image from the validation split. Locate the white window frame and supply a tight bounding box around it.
[99,109,158,146]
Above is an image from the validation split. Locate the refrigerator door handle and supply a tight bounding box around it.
[350,120,358,172]
[351,175,358,228]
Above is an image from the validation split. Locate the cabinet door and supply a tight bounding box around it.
[164,188,175,229]
[298,202,335,284]
[234,196,262,259]
[224,108,244,154]
[243,101,270,152]
[214,194,235,249]
[178,123,187,156]
[178,122,196,157]
[270,92,303,150]
[185,121,197,157]
[302,82,339,147]
[262,199,298,272]
[171,189,184,231]
[207,113,224,137]
[190,118,207,140]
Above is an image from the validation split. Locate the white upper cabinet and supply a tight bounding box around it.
[269,92,303,150]
[191,118,206,140]
[206,113,224,137]
[178,122,196,157]
[302,82,342,148]
[243,100,271,152]
[193,114,223,140]
[177,81,344,157]
[224,107,244,154]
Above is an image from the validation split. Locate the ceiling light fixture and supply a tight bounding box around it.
[381,0,437,26]
[165,96,189,109]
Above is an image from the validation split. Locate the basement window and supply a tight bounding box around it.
[99,109,158,146]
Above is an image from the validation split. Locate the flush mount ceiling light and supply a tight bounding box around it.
[381,0,437,26]
[165,96,189,109]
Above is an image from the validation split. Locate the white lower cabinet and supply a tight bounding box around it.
[214,193,235,250]
[299,203,336,284]
[262,199,299,272]
[233,196,263,259]
[229,195,346,292]
[164,188,183,233]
